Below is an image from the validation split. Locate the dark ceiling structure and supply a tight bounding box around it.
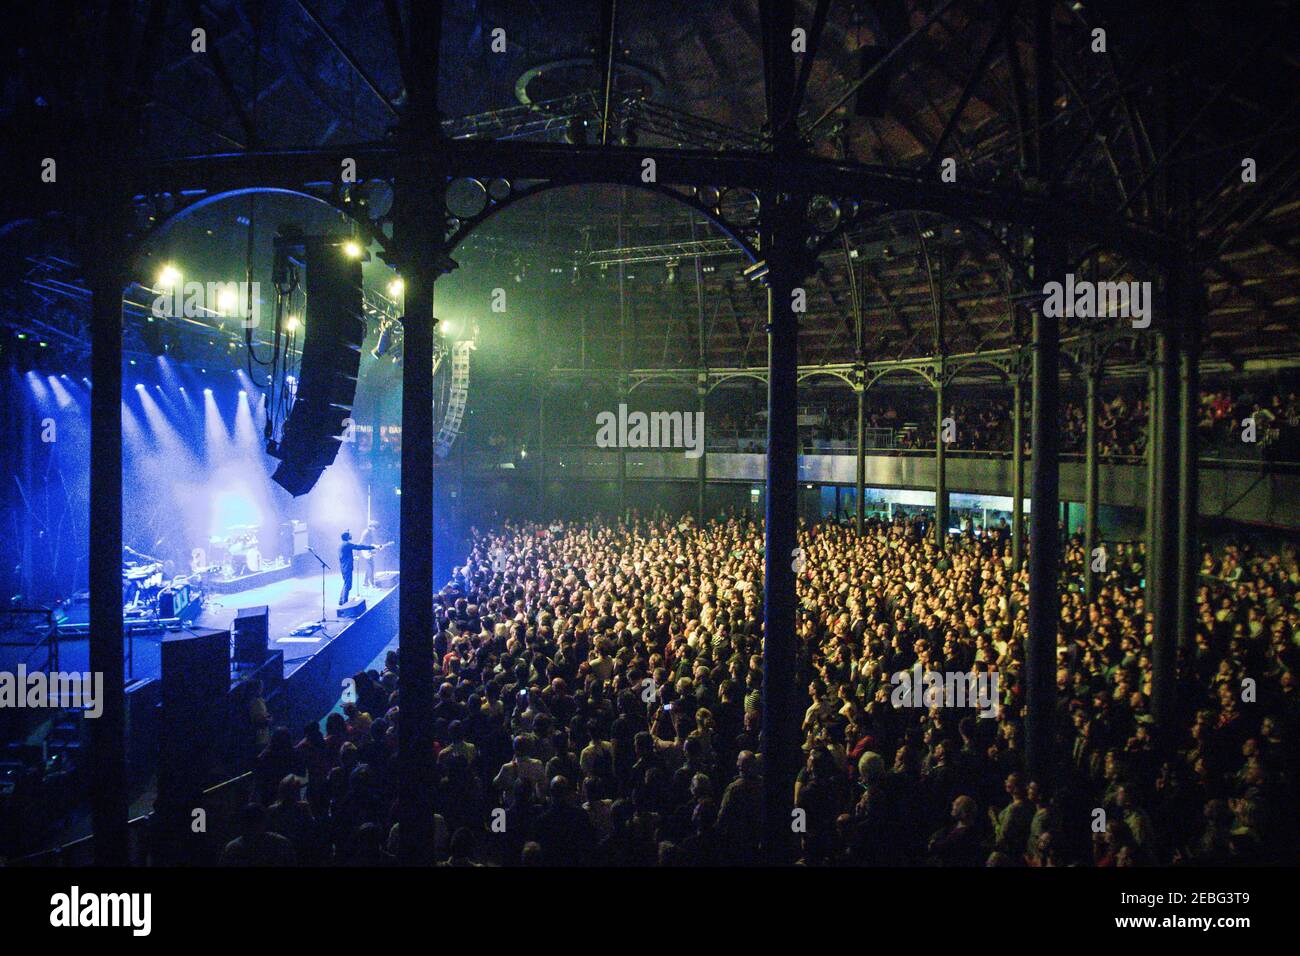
[3,0,1298,371]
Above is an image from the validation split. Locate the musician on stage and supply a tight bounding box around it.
[359,520,382,588]
[337,531,376,606]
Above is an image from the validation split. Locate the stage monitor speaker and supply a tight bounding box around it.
[338,597,367,619]
[159,627,229,807]
[374,570,400,589]
[232,604,270,665]
[269,236,365,497]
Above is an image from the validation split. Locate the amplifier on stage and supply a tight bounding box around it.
[280,520,309,558]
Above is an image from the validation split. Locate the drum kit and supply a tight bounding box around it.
[198,524,265,579]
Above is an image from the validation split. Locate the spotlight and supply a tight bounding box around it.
[203,387,213,395]
[217,286,239,314]
[665,260,679,285]
[286,315,300,333]
[343,241,363,259]
[387,277,404,297]
[134,383,144,390]
[158,264,181,289]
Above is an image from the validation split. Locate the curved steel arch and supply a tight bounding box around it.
[807,205,1032,293]
[444,177,761,264]
[797,369,855,389]
[708,371,768,394]
[866,365,937,390]
[945,357,1012,385]
[127,185,391,262]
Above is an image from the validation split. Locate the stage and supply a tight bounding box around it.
[0,571,398,689]
[196,571,395,670]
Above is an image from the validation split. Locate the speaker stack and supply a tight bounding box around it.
[268,236,366,497]
[232,605,270,666]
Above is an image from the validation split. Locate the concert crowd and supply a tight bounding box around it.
[214,512,1300,867]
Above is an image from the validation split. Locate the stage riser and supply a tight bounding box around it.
[205,557,306,595]
[281,586,399,733]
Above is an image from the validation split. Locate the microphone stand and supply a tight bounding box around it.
[306,546,333,637]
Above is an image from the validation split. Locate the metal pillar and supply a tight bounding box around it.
[760,190,802,865]
[1169,73,1203,651]
[617,378,627,514]
[1145,358,1159,585]
[1174,258,1204,650]
[393,0,445,867]
[1024,0,1060,781]
[758,0,800,866]
[86,0,140,865]
[1083,352,1101,598]
[854,373,866,535]
[88,238,128,866]
[1012,364,1025,567]
[696,381,707,521]
[934,378,948,546]
[1151,321,1181,737]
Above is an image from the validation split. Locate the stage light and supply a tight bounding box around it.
[39,341,48,348]
[158,264,181,288]
[387,277,404,297]
[286,315,300,332]
[217,287,239,315]
[135,383,144,390]
[203,387,212,395]
[394,487,401,496]
[16,333,27,340]
[343,241,362,259]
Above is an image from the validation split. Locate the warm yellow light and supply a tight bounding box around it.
[387,277,404,297]
[343,241,363,259]
[286,315,300,332]
[158,265,181,288]
[217,287,239,314]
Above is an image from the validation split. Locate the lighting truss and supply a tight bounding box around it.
[583,237,743,267]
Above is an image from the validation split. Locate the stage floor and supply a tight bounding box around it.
[196,571,395,667]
